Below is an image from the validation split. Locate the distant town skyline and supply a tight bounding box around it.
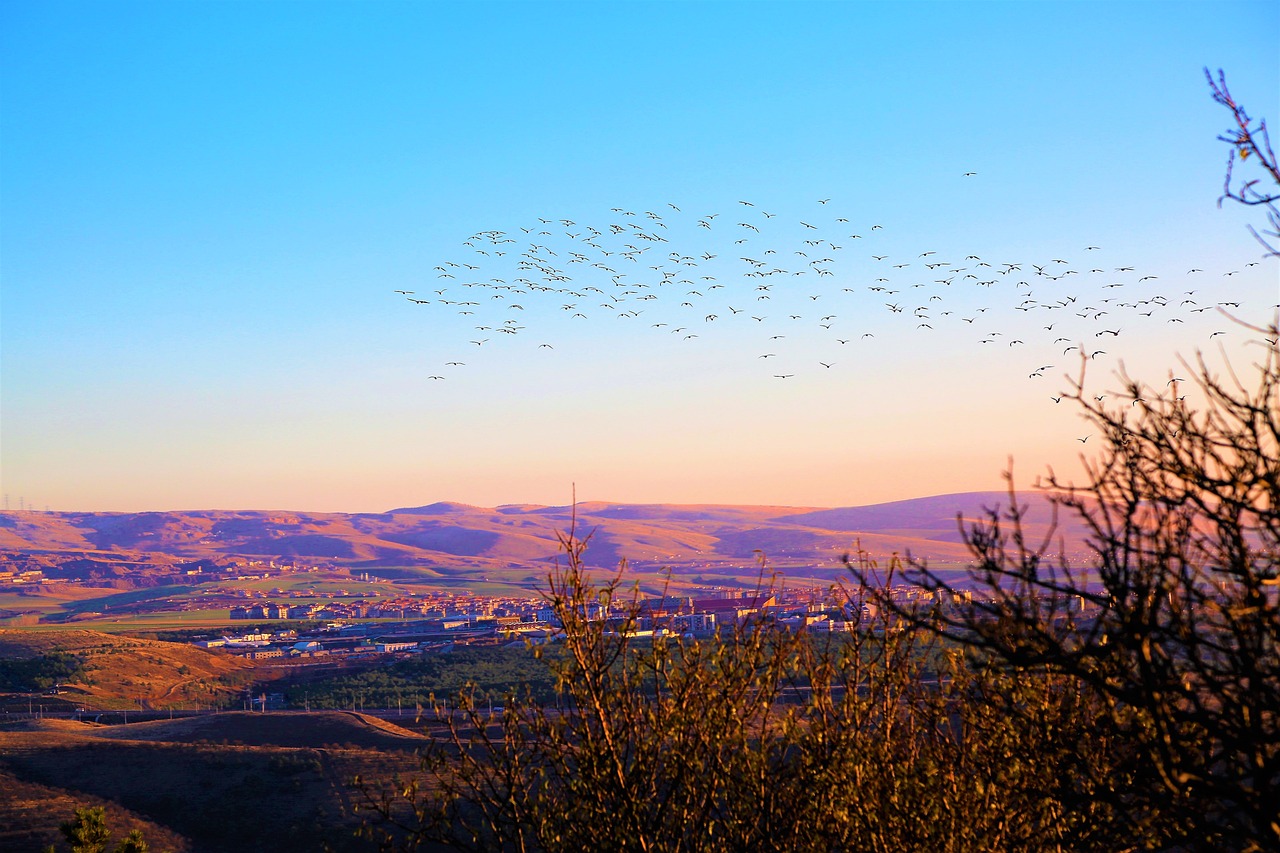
[3,1,1277,513]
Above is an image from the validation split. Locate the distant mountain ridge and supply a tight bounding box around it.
[0,491,1090,580]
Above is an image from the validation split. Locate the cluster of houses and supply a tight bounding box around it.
[0,568,45,584]
[207,588,873,662]
[196,629,435,661]
[228,596,542,623]
[205,583,1060,664]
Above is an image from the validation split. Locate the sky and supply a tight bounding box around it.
[2,1,1277,514]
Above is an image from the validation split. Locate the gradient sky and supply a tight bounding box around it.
[2,1,1277,513]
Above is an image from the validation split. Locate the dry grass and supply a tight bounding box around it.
[0,767,191,852]
[0,711,427,852]
[0,628,254,710]
[91,710,428,749]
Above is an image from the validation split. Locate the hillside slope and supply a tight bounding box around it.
[1,491,1093,579]
[0,629,254,710]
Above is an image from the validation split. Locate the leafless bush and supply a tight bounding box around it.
[861,324,1280,850]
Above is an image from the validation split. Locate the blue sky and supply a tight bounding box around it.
[2,1,1277,512]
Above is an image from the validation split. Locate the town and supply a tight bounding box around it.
[201,581,1059,664]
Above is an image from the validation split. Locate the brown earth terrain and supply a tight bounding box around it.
[91,709,429,749]
[0,711,429,852]
[0,629,254,710]
[0,764,193,853]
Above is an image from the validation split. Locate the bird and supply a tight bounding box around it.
[406,198,1230,397]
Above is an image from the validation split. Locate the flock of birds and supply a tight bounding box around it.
[396,192,1276,413]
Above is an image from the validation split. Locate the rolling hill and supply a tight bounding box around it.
[0,491,1095,583]
[0,712,424,852]
[0,629,254,710]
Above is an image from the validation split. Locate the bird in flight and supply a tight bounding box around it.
[406,196,1260,395]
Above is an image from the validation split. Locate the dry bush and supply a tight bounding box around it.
[355,538,1149,852]
[870,321,1279,851]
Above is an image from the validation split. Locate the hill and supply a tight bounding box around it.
[0,711,423,852]
[0,491,1093,586]
[0,766,192,853]
[0,629,254,710]
[92,710,427,749]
